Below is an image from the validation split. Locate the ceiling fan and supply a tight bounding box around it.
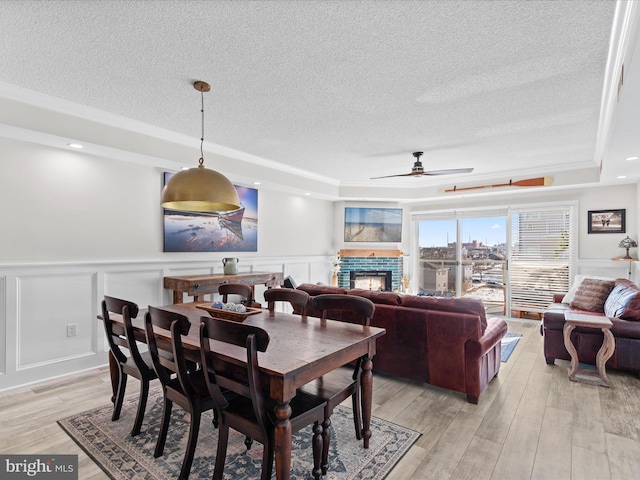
[370,151,473,179]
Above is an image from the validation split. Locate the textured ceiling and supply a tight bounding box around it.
[0,0,636,200]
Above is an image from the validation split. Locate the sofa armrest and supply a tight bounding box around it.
[466,317,508,358]
[553,293,566,303]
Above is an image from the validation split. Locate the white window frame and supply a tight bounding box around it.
[411,201,577,316]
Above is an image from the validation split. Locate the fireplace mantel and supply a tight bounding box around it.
[339,249,403,258]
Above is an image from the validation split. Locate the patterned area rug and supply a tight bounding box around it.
[58,388,419,480]
[501,332,522,362]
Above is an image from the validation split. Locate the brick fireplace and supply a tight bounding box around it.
[337,249,403,291]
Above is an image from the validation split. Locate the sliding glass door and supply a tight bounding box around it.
[417,219,458,297]
[414,203,575,318]
[460,216,507,316]
[417,214,506,314]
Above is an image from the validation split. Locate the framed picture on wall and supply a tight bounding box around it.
[344,207,402,242]
[587,209,625,234]
[163,172,258,252]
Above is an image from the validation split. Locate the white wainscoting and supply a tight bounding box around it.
[0,256,328,391]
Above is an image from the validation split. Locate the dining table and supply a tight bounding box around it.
[104,301,386,480]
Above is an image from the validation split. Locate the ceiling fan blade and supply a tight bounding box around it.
[423,168,475,175]
[370,172,418,179]
[371,168,474,179]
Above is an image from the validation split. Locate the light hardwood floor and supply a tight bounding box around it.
[2,319,640,479]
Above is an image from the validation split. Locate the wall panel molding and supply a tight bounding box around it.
[0,255,327,391]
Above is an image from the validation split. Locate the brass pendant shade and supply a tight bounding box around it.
[161,81,241,213]
[161,162,240,213]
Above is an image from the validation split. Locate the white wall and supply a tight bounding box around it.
[0,137,334,262]
[0,137,334,390]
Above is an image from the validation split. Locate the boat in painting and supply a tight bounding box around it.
[219,206,245,223]
[219,206,245,240]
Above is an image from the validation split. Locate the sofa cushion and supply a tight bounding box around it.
[296,283,346,296]
[347,289,401,305]
[606,278,640,321]
[570,278,615,312]
[400,295,487,331]
[604,280,639,318]
[562,274,615,304]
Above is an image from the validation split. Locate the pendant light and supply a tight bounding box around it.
[161,81,240,213]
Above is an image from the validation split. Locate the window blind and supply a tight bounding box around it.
[509,205,575,313]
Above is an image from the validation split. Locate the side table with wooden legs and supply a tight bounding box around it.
[563,312,615,387]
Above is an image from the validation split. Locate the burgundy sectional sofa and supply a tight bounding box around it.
[541,278,640,374]
[295,283,508,404]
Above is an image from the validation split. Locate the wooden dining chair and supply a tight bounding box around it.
[263,287,310,316]
[299,293,375,476]
[199,316,327,480]
[101,296,158,437]
[218,283,253,306]
[145,306,215,480]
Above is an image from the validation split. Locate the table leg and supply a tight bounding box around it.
[273,402,292,480]
[172,290,183,304]
[360,356,373,449]
[596,327,615,386]
[563,323,578,378]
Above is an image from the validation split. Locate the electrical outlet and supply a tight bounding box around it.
[66,324,77,337]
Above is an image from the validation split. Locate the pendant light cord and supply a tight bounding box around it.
[199,88,205,167]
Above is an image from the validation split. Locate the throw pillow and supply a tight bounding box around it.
[604,282,638,318]
[570,278,615,312]
[562,275,615,304]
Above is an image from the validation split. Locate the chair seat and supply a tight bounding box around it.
[165,370,214,408]
[298,366,357,409]
[122,350,156,377]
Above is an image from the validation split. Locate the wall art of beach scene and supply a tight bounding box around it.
[344,207,402,242]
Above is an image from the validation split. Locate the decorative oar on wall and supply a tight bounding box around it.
[441,176,552,193]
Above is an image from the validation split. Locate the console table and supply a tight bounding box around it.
[164,271,284,304]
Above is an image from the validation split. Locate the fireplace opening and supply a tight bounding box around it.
[350,270,392,291]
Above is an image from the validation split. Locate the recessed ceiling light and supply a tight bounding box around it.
[67,143,83,149]
[304,192,311,196]
[253,181,261,186]
[617,175,627,179]
[626,156,640,161]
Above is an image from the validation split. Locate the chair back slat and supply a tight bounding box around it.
[218,283,253,306]
[312,294,375,326]
[263,288,310,316]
